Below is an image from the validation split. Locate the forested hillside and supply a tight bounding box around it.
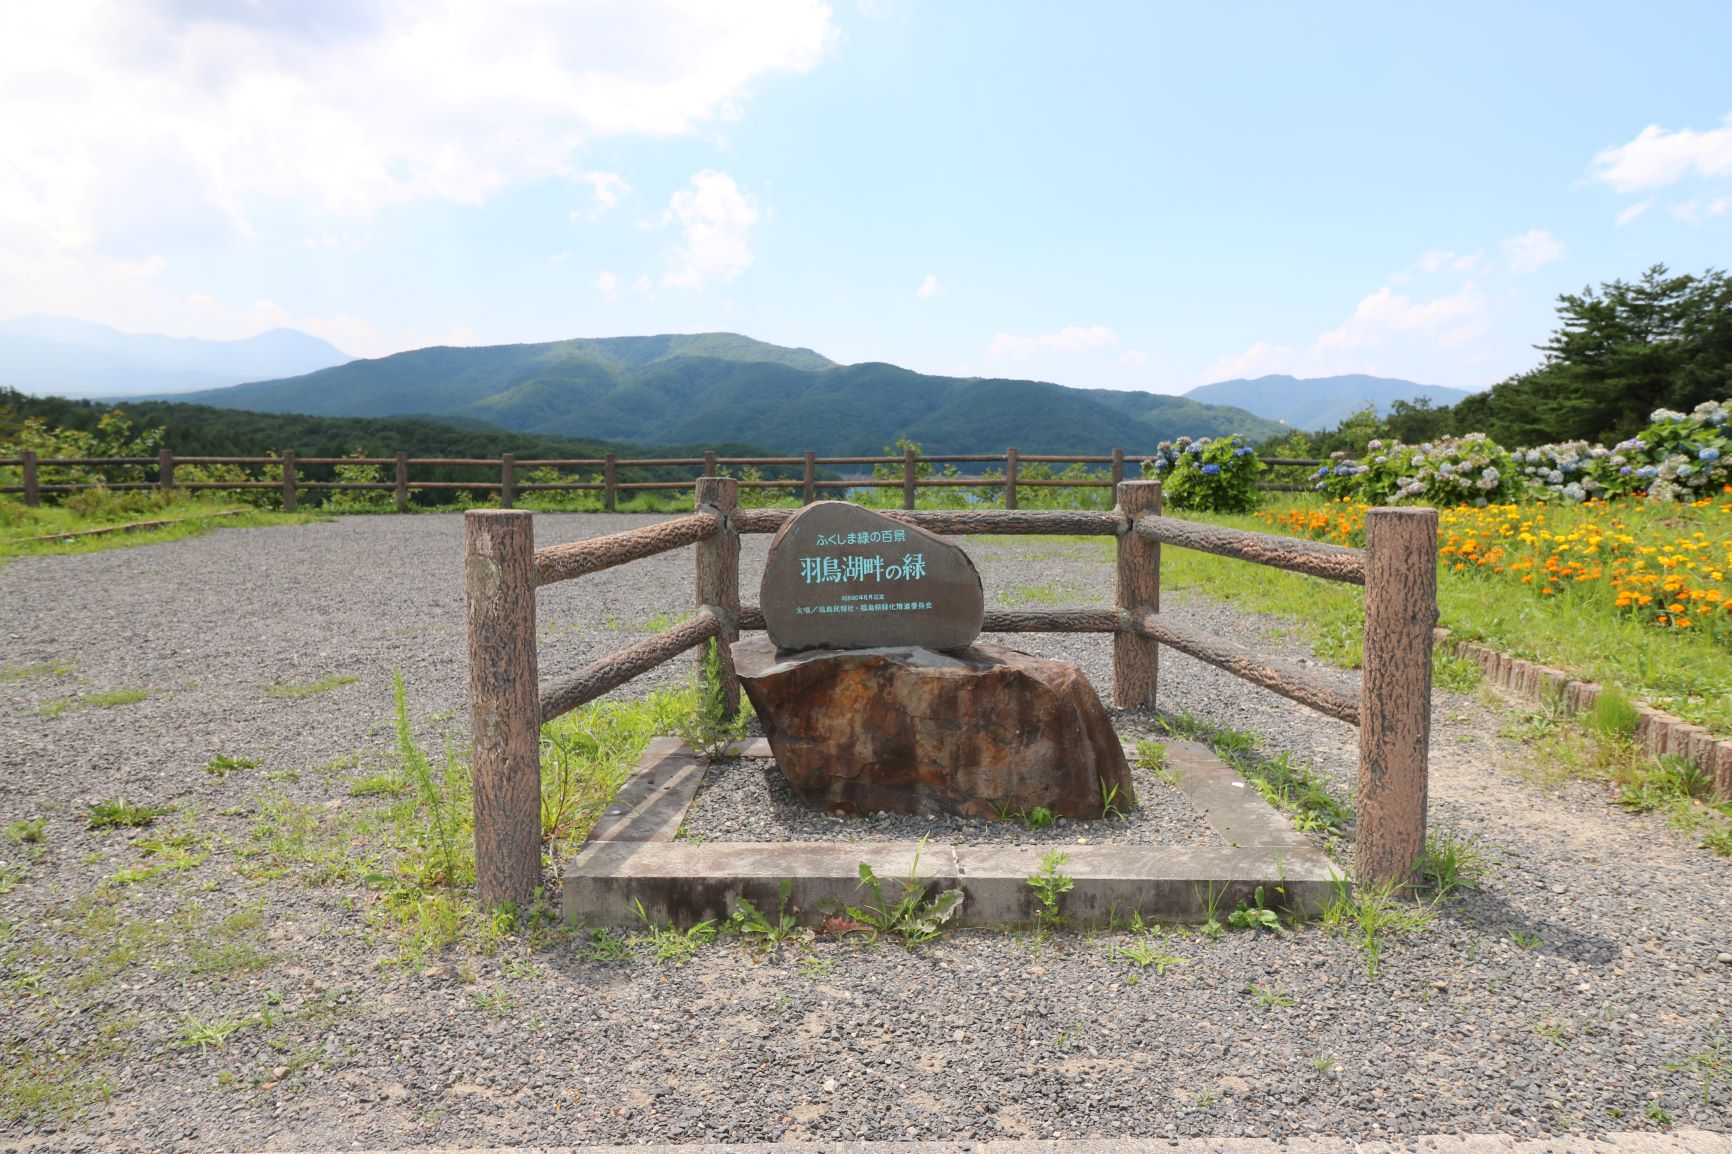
[159,334,1286,454]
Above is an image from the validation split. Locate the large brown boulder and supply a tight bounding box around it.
[732,636,1134,819]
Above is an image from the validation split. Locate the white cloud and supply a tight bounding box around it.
[1316,283,1488,353]
[1500,228,1566,274]
[1669,196,1731,225]
[0,1,833,282]
[595,271,622,301]
[1615,198,1655,227]
[661,170,758,287]
[575,171,631,218]
[986,324,1119,362]
[1197,339,1301,382]
[1114,349,1150,369]
[1590,112,1732,193]
[915,273,938,301]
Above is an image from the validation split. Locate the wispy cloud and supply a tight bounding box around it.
[915,273,938,301]
[985,324,1118,362]
[1615,198,1655,227]
[1500,229,1566,274]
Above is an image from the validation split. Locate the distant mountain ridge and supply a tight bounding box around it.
[157,332,1289,455]
[1185,374,1472,430]
[0,315,352,397]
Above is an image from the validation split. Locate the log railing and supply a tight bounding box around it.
[3,448,1326,511]
[464,478,1435,909]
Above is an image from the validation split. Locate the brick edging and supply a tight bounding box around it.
[1434,628,1732,801]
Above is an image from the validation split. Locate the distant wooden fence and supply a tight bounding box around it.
[0,448,1325,510]
[465,478,1436,912]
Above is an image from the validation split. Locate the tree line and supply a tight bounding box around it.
[1265,265,1732,457]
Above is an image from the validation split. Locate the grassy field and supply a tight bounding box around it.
[1198,493,1732,738]
[0,495,317,564]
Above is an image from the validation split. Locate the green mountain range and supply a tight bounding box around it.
[160,332,1288,455]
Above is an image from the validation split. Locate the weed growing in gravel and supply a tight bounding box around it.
[1135,739,1180,788]
[1432,649,1484,692]
[203,754,256,779]
[348,770,410,797]
[827,837,964,947]
[37,687,150,717]
[1532,1018,1571,1045]
[87,799,173,830]
[1198,882,1227,939]
[1506,928,1543,950]
[0,660,73,680]
[1099,780,1129,820]
[1113,936,1185,982]
[263,674,357,699]
[1312,1053,1338,1074]
[1028,851,1074,936]
[176,999,280,1052]
[726,880,804,954]
[1645,1102,1672,1126]
[1667,1035,1729,1105]
[4,818,44,843]
[1419,825,1488,897]
[0,1045,112,1123]
[1588,685,1641,740]
[1247,983,1296,1009]
[1227,885,1285,933]
[1319,877,1435,978]
[469,985,516,1015]
[578,928,630,963]
[630,898,717,964]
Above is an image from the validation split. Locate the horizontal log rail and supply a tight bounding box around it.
[1135,513,1366,585]
[1128,609,1361,725]
[730,507,1122,536]
[534,513,718,588]
[538,609,722,724]
[6,448,1325,510]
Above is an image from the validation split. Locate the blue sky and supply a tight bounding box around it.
[2,1,1729,394]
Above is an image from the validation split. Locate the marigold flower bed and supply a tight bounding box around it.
[1262,490,1732,645]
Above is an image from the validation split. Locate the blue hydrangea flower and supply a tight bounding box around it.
[1700,447,1721,461]
[1201,463,1221,476]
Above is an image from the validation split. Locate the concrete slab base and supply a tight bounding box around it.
[560,734,1343,929]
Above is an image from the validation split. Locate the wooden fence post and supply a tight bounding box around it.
[1005,447,1020,510]
[703,449,717,477]
[500,453,515,510]
[158,448,174,496]
[280,450,296,511]
[464,509,542,911]
[694,477,741,719]
[1356,506,1438,889]
[21,449,38,507]
[803,450,816,505]
[395,452,409,513]
[603,452,617,512]
[1113,480,1161,709]
[902,447,917,510]
[1111,447,1124,489]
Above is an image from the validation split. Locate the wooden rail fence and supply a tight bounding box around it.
[1,448,1326,510]
[465,478,1437,912]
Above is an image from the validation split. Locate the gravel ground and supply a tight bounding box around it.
[680,754,1214,847]
[2,512,1730,1153]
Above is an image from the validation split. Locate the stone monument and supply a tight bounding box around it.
[733,501,1134,819]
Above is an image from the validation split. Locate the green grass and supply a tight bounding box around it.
[203,754,257,779]
[0,496,317,564]
[35,687,151,717]
[262,674,357,699]
[0,660,74,680]
[86,799,173,830]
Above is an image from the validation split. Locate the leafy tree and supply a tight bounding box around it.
[1455,265,1732,444]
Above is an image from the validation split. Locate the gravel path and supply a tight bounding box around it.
[2,513,1730,1152]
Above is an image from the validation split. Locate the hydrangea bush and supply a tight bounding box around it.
[1312,433,1518,506]
[1142,435,1262,512]
[1312,399,1731,506]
